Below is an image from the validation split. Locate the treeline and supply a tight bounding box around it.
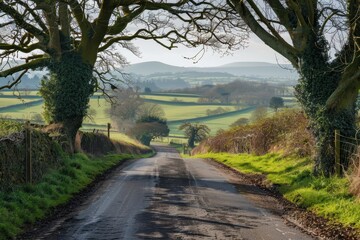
[134,79,191,91]
[171,80,286,105]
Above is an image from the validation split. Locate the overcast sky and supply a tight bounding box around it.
[125,34,290,67]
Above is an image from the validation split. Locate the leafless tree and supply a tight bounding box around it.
[0,0,248,150]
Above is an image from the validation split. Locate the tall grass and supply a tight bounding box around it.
[349,147,360,199]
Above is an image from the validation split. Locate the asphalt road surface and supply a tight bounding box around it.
[38,145,313,240]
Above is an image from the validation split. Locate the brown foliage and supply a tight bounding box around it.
[349,148,360,199]
[77,131,151,156]
[192,109,315,157]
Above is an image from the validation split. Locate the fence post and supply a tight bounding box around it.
[25,121,32,184]
[107,123,111,138]
[334,129,341,176]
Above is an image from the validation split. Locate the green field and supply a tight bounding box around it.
[0,90,39,96]
[141,95,199,103]
[168,107,260,135]
[0,90,280,136]
[0,98,39,107]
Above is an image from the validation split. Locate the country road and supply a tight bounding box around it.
[35,145,313,240]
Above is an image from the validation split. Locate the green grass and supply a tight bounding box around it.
[109,132,150,149]
[192,152,360,230]
[0,98,41,108]
[0,91,39,96]
[161,104,236,121]
[168,107,261,135]
[0,152,151,240]
[141,95,200,103]
[0,92,266,137]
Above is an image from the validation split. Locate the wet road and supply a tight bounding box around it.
[40,145,313,240]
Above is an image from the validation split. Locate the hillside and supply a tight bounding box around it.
[122,61,298,80]
[0,61,299,90]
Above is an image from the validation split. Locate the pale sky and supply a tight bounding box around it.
[125,34,290,67]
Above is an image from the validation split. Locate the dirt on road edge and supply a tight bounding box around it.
[204,158,360,240]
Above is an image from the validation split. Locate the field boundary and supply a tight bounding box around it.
[168,106,256,124]
[0,99,43,113]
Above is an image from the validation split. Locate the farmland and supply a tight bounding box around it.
[0,90,296,137]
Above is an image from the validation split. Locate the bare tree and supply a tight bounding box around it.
[0,1,247,151]
[108,87,144,130]
[227,0,360,175]
[137,103,165,119]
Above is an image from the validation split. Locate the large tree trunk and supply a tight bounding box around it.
[295,34,357,176]
[40,52,95,152]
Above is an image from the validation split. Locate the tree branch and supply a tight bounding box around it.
[0,42,45,53]
[230,0,299,67]
[107,5,146,35]
[246,0,292,49]
[66,0,91,36]
[15,0,48,32]
[0,69,28,90]
[0,57,49,78]
[0,2,48,42]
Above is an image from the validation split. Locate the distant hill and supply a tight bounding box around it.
[122,61,298,80]
[0,61,298,91]
[123,61,188,75]
[219,62,278,67]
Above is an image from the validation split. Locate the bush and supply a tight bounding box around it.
[78,131,151,155]
[0,120,23,137]
[193,109,315,157]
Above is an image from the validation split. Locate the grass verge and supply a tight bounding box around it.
[0,152,153,240]
[192,152,360,230]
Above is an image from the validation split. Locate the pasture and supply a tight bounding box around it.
[0,98,40,107]
[0,90,288,137]
[140,94,200,103]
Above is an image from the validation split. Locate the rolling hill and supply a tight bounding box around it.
[0,61,299,90]
[121,61,298,80]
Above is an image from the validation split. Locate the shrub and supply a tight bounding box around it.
[193,109,315,157]
[0,120,23,137]
[77,131,151,155]
[128,116,169,146]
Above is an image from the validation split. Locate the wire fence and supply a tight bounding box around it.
[334,129,360,176]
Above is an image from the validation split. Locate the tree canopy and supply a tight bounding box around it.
[0,0,247,151]
[269,96,284,112]
[129,116,169,146]
[227,0,359,175]
[227,0,359,111]
[179,122,210,148]
[0,0,247,89]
